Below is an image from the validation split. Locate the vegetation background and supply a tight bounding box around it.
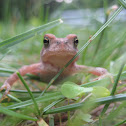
[0,0,126,126]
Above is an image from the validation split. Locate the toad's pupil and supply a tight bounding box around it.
[44,39,49,44]
[74,39,78,46]
[43,38,49,47]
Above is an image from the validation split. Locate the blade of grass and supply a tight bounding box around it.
[17,72,40,115]
[43,98,65,113]
[40,5,123,97]
[0,19,63,51]
[0,106,38,121]
[111,63,125,95]
[0,89,41,93]
[118,0,126,9]
[7,94,22,102]
[6,92,126,112]
[107,101,126,120]
[99,116,102,126]
[0,50,11,60]
[49,115,54,126]
[7,92,64,109]
[93,8,108,57]
[0,68,14,73]
[114,119,126,126]
[44,94,126,115]
[100,62,125,117]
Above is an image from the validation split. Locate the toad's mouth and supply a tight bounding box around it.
[42,51,79,67]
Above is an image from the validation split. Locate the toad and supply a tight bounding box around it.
[0,34,109,98]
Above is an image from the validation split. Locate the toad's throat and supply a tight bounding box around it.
[42,51,79,67]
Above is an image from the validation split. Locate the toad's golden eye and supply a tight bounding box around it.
[74,38,79,47]
[43,37,49,47]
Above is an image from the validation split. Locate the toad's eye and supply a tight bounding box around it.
[74,38,79,47]
[43,37,49,47]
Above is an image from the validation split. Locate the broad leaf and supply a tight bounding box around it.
[61,82,93,98]
[92,86,110,98]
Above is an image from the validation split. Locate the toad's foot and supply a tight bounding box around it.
[93,73,114,83]
[0,81,11,102]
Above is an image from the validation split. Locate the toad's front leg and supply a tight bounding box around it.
[0,63,42,100]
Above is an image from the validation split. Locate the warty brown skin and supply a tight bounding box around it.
[0,34,109,99]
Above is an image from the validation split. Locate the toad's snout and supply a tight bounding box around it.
[56,40,68,49]
[56,40,68,45]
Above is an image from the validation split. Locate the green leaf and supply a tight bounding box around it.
[92,86,110,98]
[0,19,63,51]
[61,82,93,99]
[70,111,93,126]
[79,113,93,122]
[0,106,38,121]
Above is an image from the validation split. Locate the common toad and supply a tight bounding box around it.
[0,34,109,99]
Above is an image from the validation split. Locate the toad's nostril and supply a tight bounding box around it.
[65,41,68,44]
[57,41,60,45]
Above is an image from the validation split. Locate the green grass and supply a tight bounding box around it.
[0,1,126,126]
